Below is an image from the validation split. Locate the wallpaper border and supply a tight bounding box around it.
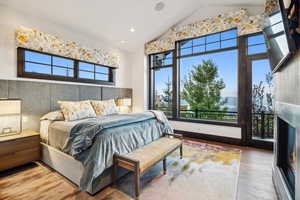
[16,26,120,68]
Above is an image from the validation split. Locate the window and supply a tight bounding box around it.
[24,50,74,77]
[18,48,115,85]
[178,29,238,122]
[78,62,110,81]
[149,29,271,127]
[150,51,173,116]
[178,29,237,57]
[149,29,273,146]
[151,51,173,67]
[247,33,267,55]
[179,49,238,122]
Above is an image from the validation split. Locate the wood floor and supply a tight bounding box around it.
[0,138,277,200]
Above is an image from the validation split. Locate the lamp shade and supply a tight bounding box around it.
[0,99,21,116]
[0,99,22,135]
[116,98,132,107]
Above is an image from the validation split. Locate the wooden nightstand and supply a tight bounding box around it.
[0,130,40,171]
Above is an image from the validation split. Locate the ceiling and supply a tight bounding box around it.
[0,0,265,52]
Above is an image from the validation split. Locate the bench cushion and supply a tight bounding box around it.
[125,137,182,172]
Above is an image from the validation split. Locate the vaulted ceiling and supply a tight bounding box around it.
[0,0,265,52]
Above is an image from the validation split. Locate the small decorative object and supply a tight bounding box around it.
[116,98,132,114]
[0,99,22,136]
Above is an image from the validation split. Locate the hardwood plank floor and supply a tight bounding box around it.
[0,138,277,200]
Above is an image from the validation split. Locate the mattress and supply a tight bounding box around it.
[41,118,91,151]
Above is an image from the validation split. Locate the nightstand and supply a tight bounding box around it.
[0,130,40,171]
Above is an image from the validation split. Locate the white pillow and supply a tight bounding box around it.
[40,110,64,121]
[58,100,96,121]
[90,99,119,117]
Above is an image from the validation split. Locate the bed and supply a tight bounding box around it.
[40,111,172,195]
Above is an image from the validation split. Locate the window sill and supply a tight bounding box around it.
[168,117,240,127]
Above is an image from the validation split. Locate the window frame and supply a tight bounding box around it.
[177,28,238,58]
[176,44,239,126]
[148,30,269,128]
[148,50,175,112]
[17,47,116,86]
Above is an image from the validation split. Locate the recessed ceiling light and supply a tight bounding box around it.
[155,2,165,11]
[130,27,135,33]
[120,40,127,44]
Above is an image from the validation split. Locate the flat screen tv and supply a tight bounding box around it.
[263,0,299,73]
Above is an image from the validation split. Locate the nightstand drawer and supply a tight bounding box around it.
[0,147,40,171]
[0,135,40,156]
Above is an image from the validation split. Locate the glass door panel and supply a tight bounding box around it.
[251,59,274,142]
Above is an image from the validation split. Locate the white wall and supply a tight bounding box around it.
[0,6,132,88]
[129,48,148,112]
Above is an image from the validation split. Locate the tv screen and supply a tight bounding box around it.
[263,0,299,73]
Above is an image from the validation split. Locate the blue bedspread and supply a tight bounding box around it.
[63,111,172,191]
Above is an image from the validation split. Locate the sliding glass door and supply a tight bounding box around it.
[246,57,274,148]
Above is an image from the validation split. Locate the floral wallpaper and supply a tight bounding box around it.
[265,0,279,16]
[145,0,279,55]
[16,26,120,68]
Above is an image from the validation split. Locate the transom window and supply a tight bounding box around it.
[178,28,237,57]
[24,50,75,77]
[78,62,110,81]
[247,33,267,55]
[18,48,115,85]
[150,51,173,67]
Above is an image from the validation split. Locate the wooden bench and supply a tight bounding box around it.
[112,134,183,198]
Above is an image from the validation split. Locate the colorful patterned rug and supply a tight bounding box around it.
[111,140,242,200]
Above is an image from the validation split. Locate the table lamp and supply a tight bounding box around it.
[0,99,22,136]
[116,98,132,114]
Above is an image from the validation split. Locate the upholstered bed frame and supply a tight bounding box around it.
[0,79,132,195]
[41,142,128,195]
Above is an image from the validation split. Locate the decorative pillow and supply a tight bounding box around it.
[58,100,96,121]
[91,99,119,117]
[40,110,64,121]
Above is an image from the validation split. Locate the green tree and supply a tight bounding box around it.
[252,81,265,113]
[252,72,274,113]
[162,77,172,108]
[265,72,274,113]
[182,60,228,117]
[161,77,172,115]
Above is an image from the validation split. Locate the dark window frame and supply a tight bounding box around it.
[148,50,174,112]
[177,28,238,58]
[176,30,239,126]
[17,47,116,85]
[148,30,269,128]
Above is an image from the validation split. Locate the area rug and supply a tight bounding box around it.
[115,140,242,200]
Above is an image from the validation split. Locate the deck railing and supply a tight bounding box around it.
[252,111,274,139]
[156,107,274,139]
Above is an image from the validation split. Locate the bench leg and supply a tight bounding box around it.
[180,144,183,159]
[112,156,117,187]
[163,158,167,175]
[134,169,140,198]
